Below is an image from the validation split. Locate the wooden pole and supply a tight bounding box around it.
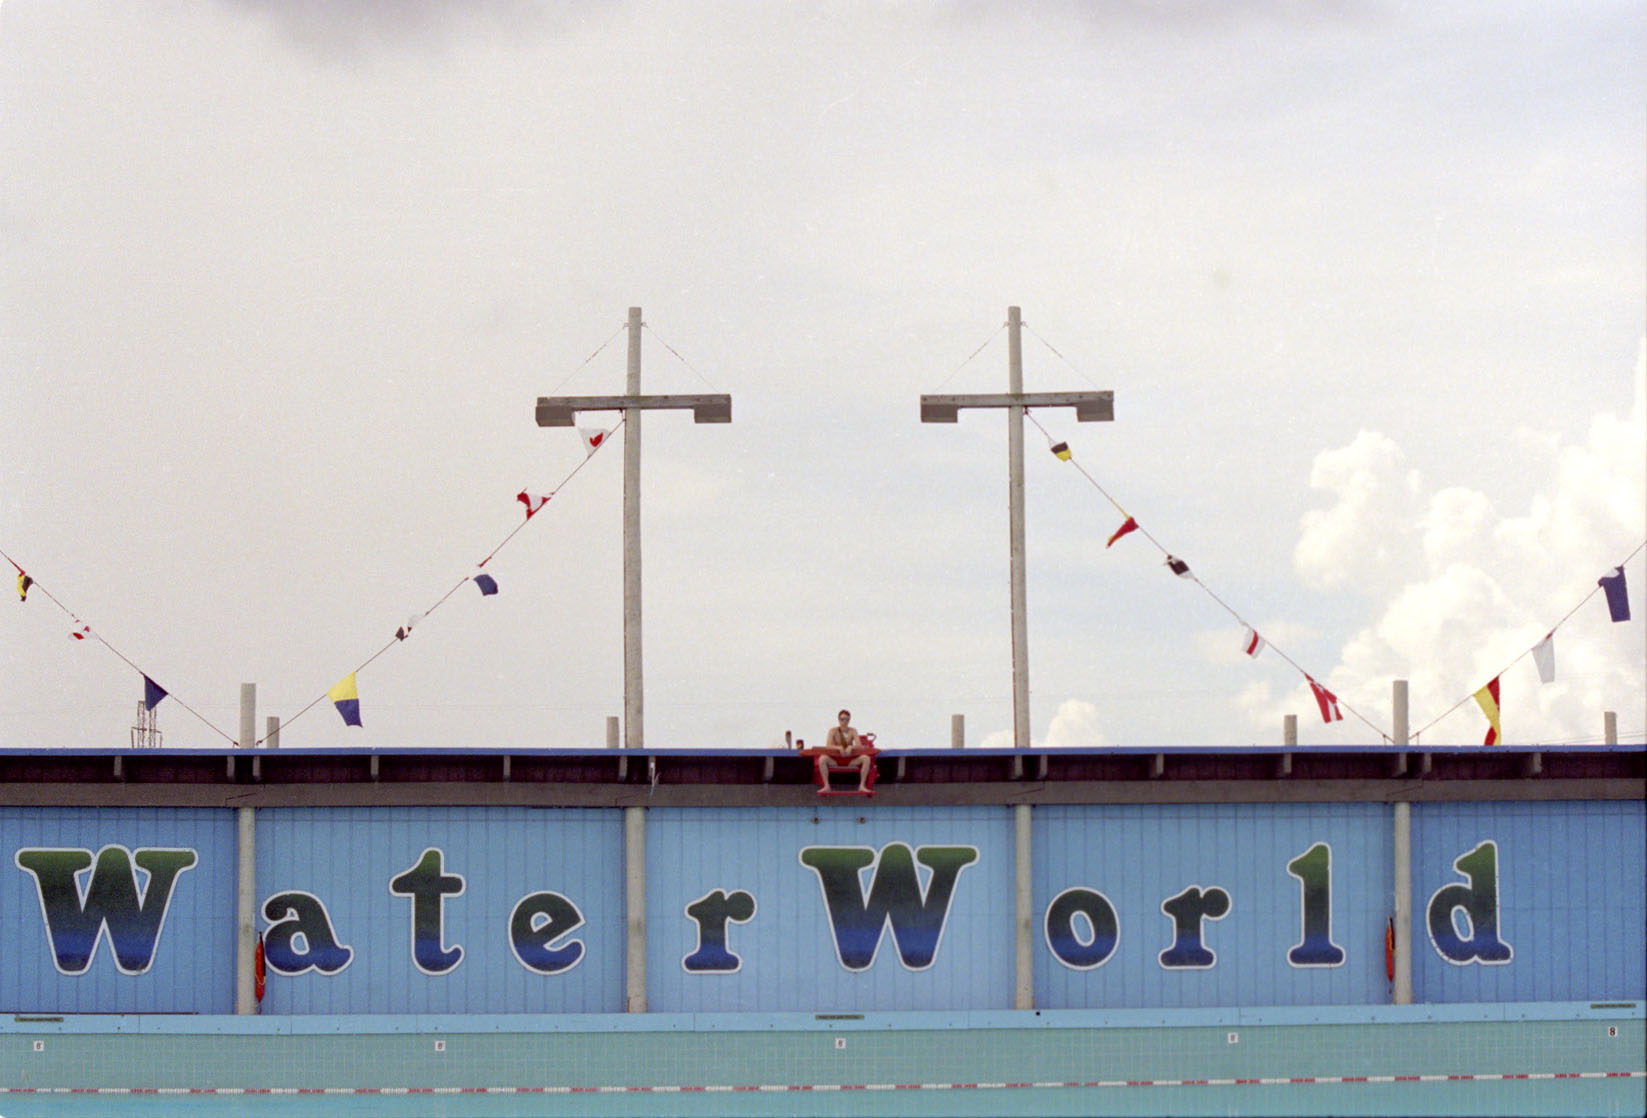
[624,308,644,751]
[1007,307,1029,751]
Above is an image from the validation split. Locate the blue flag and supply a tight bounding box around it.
[143,676,168,712]
[1598,566,1630,623]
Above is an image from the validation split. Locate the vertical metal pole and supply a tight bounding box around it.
[1392,801,1412,1004]
[1283,714,1297,746]
[1006,307,1029,751]
[235,806,256,1014]
[265,716,280,750]
[1604,711,1618,745]
[1014,803,1033,1009]
[951,714,965,749]
[238,683,256,750]
[1391,680,1412,1004]
[624,805,647,1012]
[607,716,621,749]
[624,307,644,752]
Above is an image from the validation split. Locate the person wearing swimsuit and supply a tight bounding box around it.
[820,708,872,793]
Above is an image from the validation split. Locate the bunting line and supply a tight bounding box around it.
[1022,411,1393,742]
[0,547,238,745]
[265,416,628,742]
[1410,539,1646,743]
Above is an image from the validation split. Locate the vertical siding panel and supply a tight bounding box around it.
[1411,800,1645,1004]
[255,806,622,1014]
[0,807,234,1014]
[646,806,1011,1013]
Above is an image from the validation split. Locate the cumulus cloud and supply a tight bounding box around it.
[1256,343,1646,744]
[980,698,1109,749]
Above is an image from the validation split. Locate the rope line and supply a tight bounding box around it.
[642,323,721,392]
[1022,321,1112,392]
[1411,538,1647,741]
[265,417,627,743]
[929,321,1007,392]
[0,548,238,744]
[543,321,626,395]
[1022,411,1393,742]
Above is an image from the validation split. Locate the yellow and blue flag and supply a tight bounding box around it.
[328,673,362,727]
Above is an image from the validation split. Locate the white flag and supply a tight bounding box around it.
[1531,633,1555,683]
[1241,627,1264,658]
[579,428,610,455]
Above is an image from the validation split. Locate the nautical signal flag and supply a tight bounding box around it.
[1107,516,1139,548]
[16,572,31,601]
[473,570,499,596]
[1598,566,1630,622]
[143,675,168,712]
[328,673,362,727]
[1474,676,1502,745]
[395,615,417,641]
[1165,555,1191,578]
[1242,627,1264,658]
[1307,677,1343,723]
[517,490,551,519]
[1531,633,1555,683]
[1049,441,1072,461]
[579,428,610,455]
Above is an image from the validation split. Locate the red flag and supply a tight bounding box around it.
[1106,516,1139,548]
[517,490,551,519]
[1384,917,1395,985]
[1242,627,1264,657]
[1308,677,1343,723]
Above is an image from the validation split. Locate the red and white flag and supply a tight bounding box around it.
[579,428,610,455]
[1308,677,1343,723]
[517,490,551,519]
[1241,627,1264,658]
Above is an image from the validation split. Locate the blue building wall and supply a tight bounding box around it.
[0,799,1640,1015]
[255,807,625,1014]
[1033,802,1392,1008]
[0,807,235,1014]
[646,806,1014,1013]
[1411,800,1645,1004]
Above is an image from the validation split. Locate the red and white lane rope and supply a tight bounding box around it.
[2,1070,1639,1097]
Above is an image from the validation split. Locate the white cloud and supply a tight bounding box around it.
[1252,343,1646,744]
[979,699,1109,750]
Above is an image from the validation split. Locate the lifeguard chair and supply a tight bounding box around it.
[803,733,878,797]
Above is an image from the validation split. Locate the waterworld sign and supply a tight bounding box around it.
[12,840,1514,981]
[0,802,1639,1014]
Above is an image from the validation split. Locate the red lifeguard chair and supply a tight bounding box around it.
[803,732,878,797]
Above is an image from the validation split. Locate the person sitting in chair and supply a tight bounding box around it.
[819,709,873,793]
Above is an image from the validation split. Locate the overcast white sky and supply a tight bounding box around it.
[3,1,1643,752]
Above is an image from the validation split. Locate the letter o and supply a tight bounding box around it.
[1044,887,1120,970]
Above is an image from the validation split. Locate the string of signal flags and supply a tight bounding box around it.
[1025,409,1643,746]
[3,421,621,746]
[3,311,1642,747]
